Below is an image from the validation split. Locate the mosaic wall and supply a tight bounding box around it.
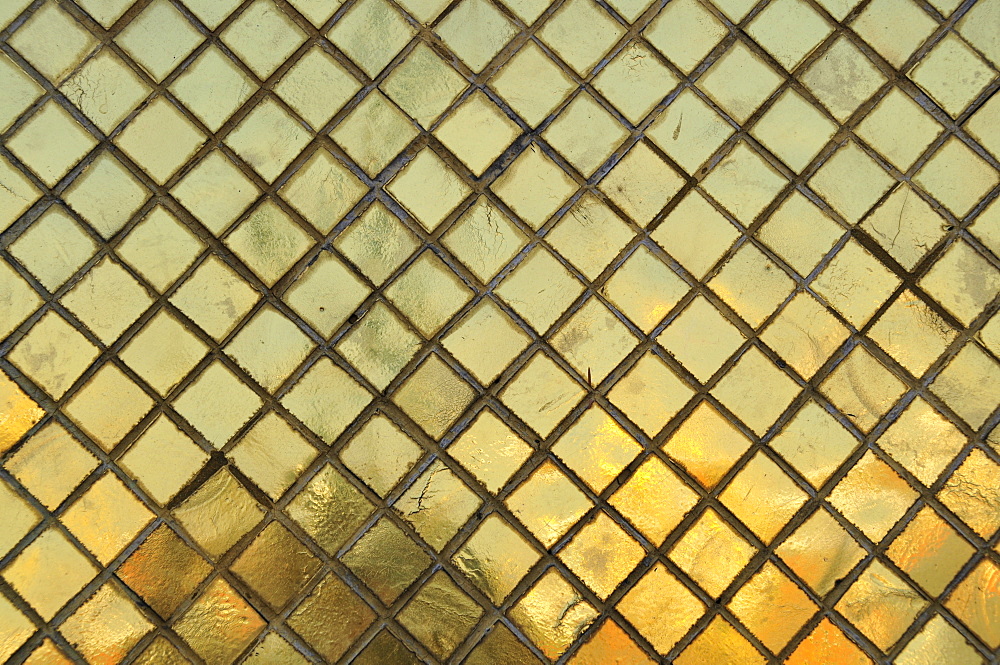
[1,0,1000,662]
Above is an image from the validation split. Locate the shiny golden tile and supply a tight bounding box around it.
[170,255,260,341]
[342,517,431,603]
[551,298,638,383]
[543,93,630,176]
[887,506,974,596]
[569,619,654,665]
[506,459,592,547]
[442,197,528,283]
[2,527,98,621]
[896,614,982,665]
[228,412,318,500]
[447,411,532,494]
[230,521,322,610]
[385,250,473,338]
[644,0,725,73]
[593,43,679,125]
[171,151,260,237]
[714,347,801,435]
[548,194,635,280]
[221,0,305,80]
[721,451,808,543]
[340,415,423,497]
[170,46,256,133]
[931,342,1000,428]
[225,200,313,287]
[287,463,375,554]
[60,582,153,665]
[559,511,645,599]
[801,37,887,122]
[64,364,154,452]
[224,306,314,392]
[116,98,206,185]
[786,618,873,665]
[937,448,1000,539]
[660,296,745,382]
[118,525,212,619]
[119,310,208,396]
[698,43,784,124]
[281,357,372,443]
[677,616,765,665]
[776,507,866,596]
[916,137,999,218]
[435,91,521,176]
[728,562,817,654]
[491,144,578,229]
[9,3,97,83]
[386,148,471,231]
[117,207,205,293]
[618,563,703,655]
[437,0,517,72]
[552,405,641,493]
[828,450,918,542]
[910,34,997,118]
[286,253,370,339]
[465,623,543,665]
[878,398,965,486]
[173,578,266,665]
[610,456,698,545]
[174,361,263,448]
[277,46,361,130]
[331,91,418,177]
[354,630,422,664]
[287,573,375,662]
[393,353,475,439]
[836,560,928,652]
[747,0,832,71]
[670,507,756,597]
[174,469,264,559]
[762,292,849,379]
[132,637,191,665]
[394,460,481,550]
[604,246,687,333]
[4,422,97,511]
[452,514,541,604]
[496,247,585,333]
[60,472,155,564]
[510,569,599,659]
[501,352,586,436]
[610,352,693,436]
[0,479,37,558]
[820,346,906,433]
[335,202,420,286]
[0,372,44,455]
[399,571,483,659]
[945,558,1000,649]
[225,98,311,183]
[382,43,466,128]
[443,299,531,385]
[0,261,40,340]
[490,43,576,127]
[768,400,858,489]
[868,290,956,378]
[752,89,837,173]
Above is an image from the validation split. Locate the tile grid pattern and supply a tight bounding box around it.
[0,0,998,662]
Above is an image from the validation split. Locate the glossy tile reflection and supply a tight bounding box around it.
[1,0,999,662]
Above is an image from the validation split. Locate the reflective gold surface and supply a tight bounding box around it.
[1,0,999,662]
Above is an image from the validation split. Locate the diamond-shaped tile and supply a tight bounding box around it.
[860,185,946,270]
[62,257,152,345]
[857,88,943,171]
[604,246,687,333]
[174,578,266,665]
[437,0,518,72]
[810,140,895,224]
[896,615,982,665]
[229,412,318,500]
[659,296,745,382]
[938,448,1000,538]
[394,460,481,549]
[762,292,849,379]
[63,363,154,451]
[119,415,208,505]
[552,405,641,492]
[172,151,260,236]
[9,3,98,83]
[947,558,1000,649]
[910,34,997,117]
[118,207,205,293]
[868,290,956,377]
[609,352,693,436]
[225,200,313,286]
[329,0,415,77]
[387,148,471,230]
[761,195,844,279]
[9,206,96,292]
[747,0,832,71]
[443,299,531,385]
[663,400,752,488]
[966,91,1000,160]
[170,255,260,340]
[670,508,756,597]
[510,570,599,659]
[0,263,38,341]
[332,91,418,177]
[915,137,999,218]
[753,89,837,173]
[0,155,39,229]
[821,346,906,432]
[337,302,421,390]
[548,194,635,280]
[453,514,540,603]
[593,43,678,125]
[611,456,698,544]
[721,451,808,543]
[117,0,202,81]
[175,468,264,558]
[4,422,97,511]
[699,43,784,124]
[501,352,586,436]
[835,560,928,652]
[702,142,787,225]
[8,102,97,187]
[120,310,208,395]
[644,0,726,73]
[544,93,630,176]
[919,241,1000,326]
[729,563,817,654]
[116,97,206,185]
[507,459,592,547]
[2,526,97,621]
[786,618,872,664]
[770,400,858,488]
[443,196,528,282]
[399,571,483,660]
[802,37,887,122]
[8,311,99,399]
[887,506,975,596]
[287,573,375,662]
[281,357,372,443]
[599,141,685,226]
[222,0,306,80]
[226,97,312,182]
[551,298,638,382]
[489,42,576,127]
[490,144,578,229]
[117,525,212,618]
[710,243,794,329]
[277,46,361,130]
[393,353,474,438]
[812,239,901,328]
[539,0,624,76]
[225,306,314,392]
[170,46,256,133]
[382,43,467,129]
[174,360,263,447]
[619,563,704,655]
[853,0,937,68]
[60,583,153,663]
[335,202,420,285]
[343,517,431,603]
[777,507,865,596]
[713,347,800,435]
[652,190,740,278]
[60,471,154,565]
[385,250,473,337]
[61,49,152,134]
[230,521,322,610]
[287,463,375,553]
[447,409,533,493]
[435,91,520,176]
[677,617,764,665]
[340,415,422,497]
[828,450,918,542]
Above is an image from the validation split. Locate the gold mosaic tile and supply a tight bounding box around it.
[1,0,999,661]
